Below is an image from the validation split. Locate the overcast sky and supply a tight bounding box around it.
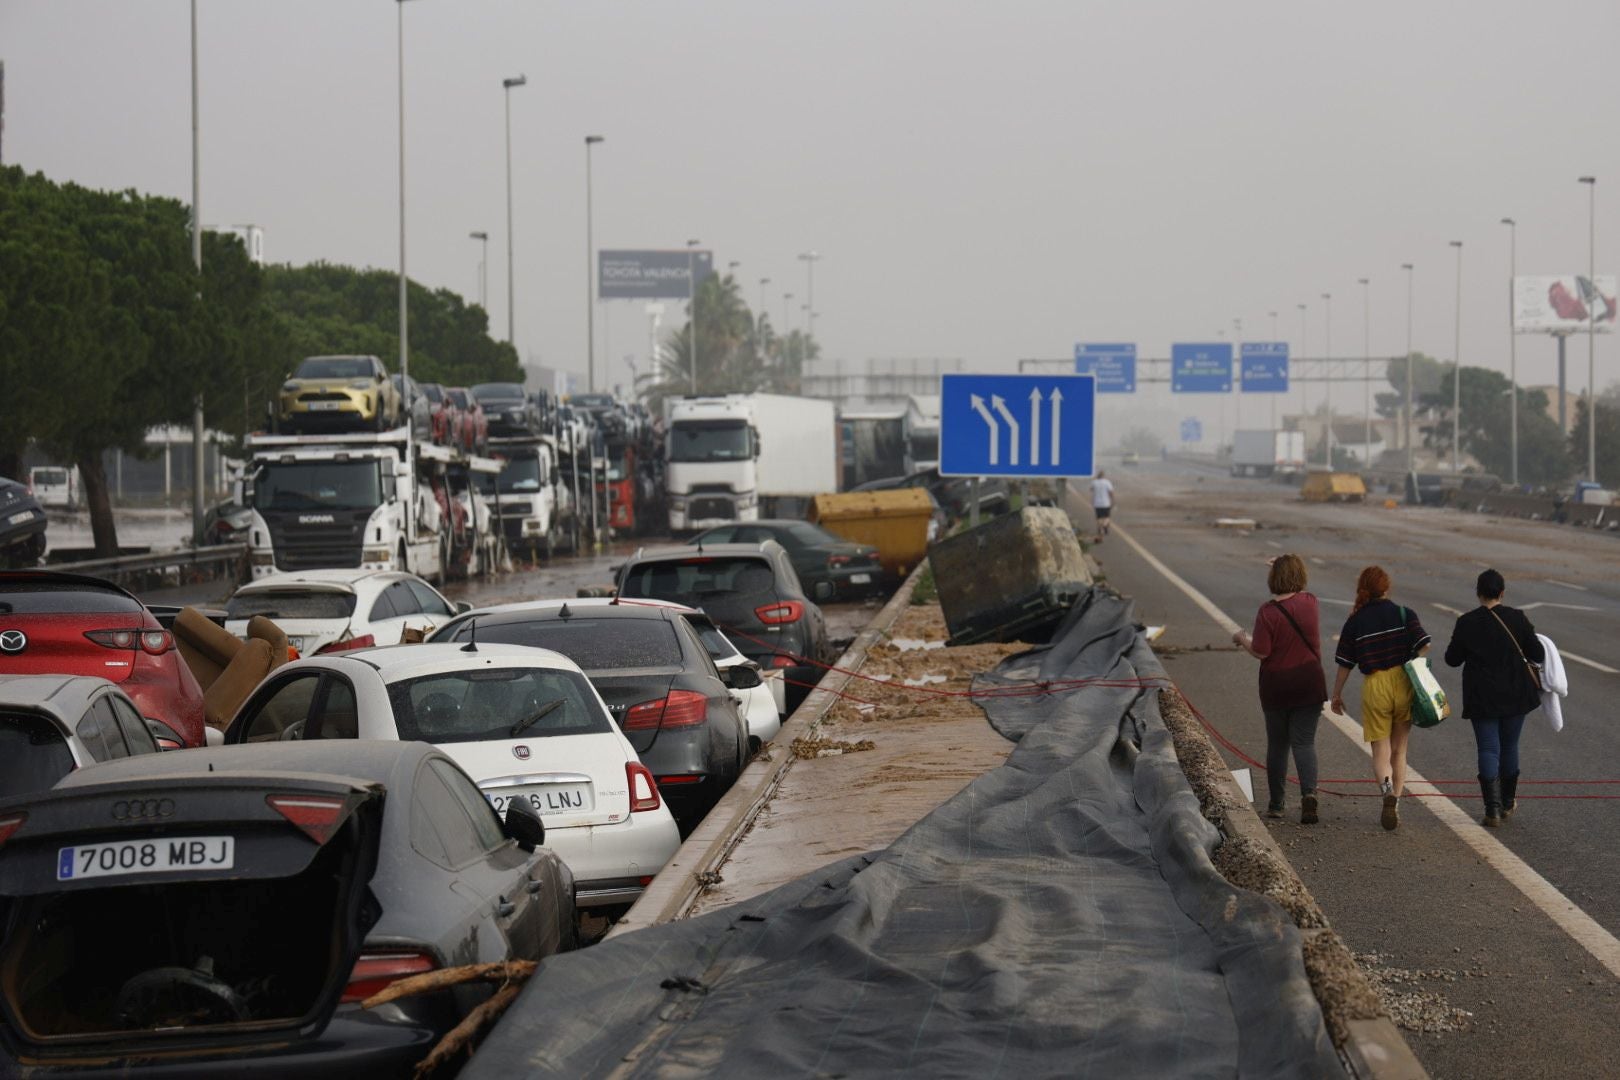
[5,0,1619,435]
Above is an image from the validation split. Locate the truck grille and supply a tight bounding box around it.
[263,510,369,571]
[690,496,735,521]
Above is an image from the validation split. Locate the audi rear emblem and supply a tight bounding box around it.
[111,799,175,821]
[512,745,531,761]
[0,630,25,654]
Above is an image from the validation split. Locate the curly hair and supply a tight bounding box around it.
[1267,554,1308,595]
[1353,566,1392,612]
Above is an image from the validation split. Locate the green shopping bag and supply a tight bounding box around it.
[1404,656,1450,728]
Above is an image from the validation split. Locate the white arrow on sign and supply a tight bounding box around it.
[1050,386,1063,465]
[970,394,1000,465]
[991,395,1020,465]
[1028,388,1043,466]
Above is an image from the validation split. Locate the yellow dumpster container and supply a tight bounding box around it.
[808,489,935,579]
[1300,472,1367,503]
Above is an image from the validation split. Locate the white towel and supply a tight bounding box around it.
[1537,633,1567,733]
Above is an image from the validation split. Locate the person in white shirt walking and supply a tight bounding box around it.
[1090,470,1115,541]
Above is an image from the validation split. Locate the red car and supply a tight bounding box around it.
[445,387,487,453]
[0,571,207,749]
[419,381,462,448]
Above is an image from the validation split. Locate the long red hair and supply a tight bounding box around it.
[1353,566,1391,612]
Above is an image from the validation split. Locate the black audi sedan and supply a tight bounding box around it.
[688,520,883,599]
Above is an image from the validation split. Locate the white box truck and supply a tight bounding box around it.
[751,393,838,517]
[1231,430,1307,479]
[664,394,838,531]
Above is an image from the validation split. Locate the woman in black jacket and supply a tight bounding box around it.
[1443,569,1544,827]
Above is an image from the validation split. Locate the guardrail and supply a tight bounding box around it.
[45,543,248,588]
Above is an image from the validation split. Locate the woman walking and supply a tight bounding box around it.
[1330,566,1430,831]
[1443,569,1543,827]
[1234,554,1327,824]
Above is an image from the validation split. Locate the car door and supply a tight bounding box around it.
[778,548,828,662]
[366,581,421,645]
[228,670,323,742]
[74,696,131,764]
[405,578,455,637]
[108,694,161,757]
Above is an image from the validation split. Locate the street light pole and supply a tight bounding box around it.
[1501,218,1518,486]
[687,239,701,395]
[1402,263,1415,472]
[396,0,414,566]
[783,292,794,334]
[502,75,527,349]
[584,135,603,391]
[1322,292,1333,468]
[1359,278,1371,464]
[190,0,205,544]
[1450,240,1464,473]
[468,231,488,310]
[798,251,821,339]
[1268,310,1279,430]
[1580,176,1598,482]
[1296,303,1309,440]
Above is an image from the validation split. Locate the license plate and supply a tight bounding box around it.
[307,401,344,411]
[487,784,593,816]
[56,836,235,881]
[287,637,307,652]
[849,573,872,584]
[8,511,33,525]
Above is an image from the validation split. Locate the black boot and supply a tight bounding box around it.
[1501,772,1519,818]
[1479,775,1502,828]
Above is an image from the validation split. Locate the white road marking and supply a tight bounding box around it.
[1266,540,1283,549]
[1320,598,1352,607]
[1431,602,1465,616]
[1111,519,1620,983]
[1546,579,1590,592]
[1563,650,1620,675]
[1310,557,1327,566]
[1519,602,1599,613]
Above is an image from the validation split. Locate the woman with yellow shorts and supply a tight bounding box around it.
[1330,566,1431,830]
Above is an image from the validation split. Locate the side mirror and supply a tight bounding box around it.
[453,601,473,615]
[724,664,763,690]
[503,799,546,852]
[204,726,225,748]
[812,580,834,602]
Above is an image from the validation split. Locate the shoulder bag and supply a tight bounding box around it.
[1261,598,1328,705]
[1488,607,1543,692]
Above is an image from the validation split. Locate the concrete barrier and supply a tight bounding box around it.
[1565,502,1609,528]
[1474,492,1560,520]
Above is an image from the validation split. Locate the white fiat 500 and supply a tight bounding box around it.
[224,569,467,657]
[222,642,680,908]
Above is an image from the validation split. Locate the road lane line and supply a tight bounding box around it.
[1563,650,1620,675]
[1431,602,1465,616]
[1110,519,1620,983]
[1547,579,1590,592]
[1265,540,1283,549]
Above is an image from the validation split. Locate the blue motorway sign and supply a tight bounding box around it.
[940,373,1096,479]
[1073,343,1137,393]
[1180,417,1203,443]
[1171,343,1234,392]
[1240,342,1289,393]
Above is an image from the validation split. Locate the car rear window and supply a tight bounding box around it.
[225,590,356,620]
[0,712,76,798]
[473,383,525,400]
[686,619,743,662]
[0,581,143,614]
[386,668,610,743]
[618,557,777,606]
[457,616,683,671]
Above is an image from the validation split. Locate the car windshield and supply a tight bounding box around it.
[496,453,542,493]
[0,713,75,798]
[387,667,610,743]
[0,580,143,614]
[295,357,373,380]
[668,420,752,463]
[252,460,382,512]
[450,616,683,671]
[225,590,356,620]
[618,556,777,605]
[473,383,524,402]
[571,394,614,409]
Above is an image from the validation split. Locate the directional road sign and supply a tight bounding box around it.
[940,373,1095,479]
[1073,343,1137,393]
[1180,417,1203,443]
[1171,343,1234,392]
[1240,342,1289,393]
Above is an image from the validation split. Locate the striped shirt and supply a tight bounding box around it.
[1334,599,1430,674]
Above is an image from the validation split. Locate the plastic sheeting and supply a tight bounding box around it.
[466,588,1343,1079]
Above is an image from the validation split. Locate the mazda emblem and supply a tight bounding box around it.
[0,630,25,654]
[512,745,531,760]
[111,799,175,821]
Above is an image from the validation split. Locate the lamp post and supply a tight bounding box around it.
[1268,311,1279,429]
[1322,292,1334,468]
[1501,218,1518,486]
[1359,278,1371,463]
[798,251,821,338]
[395,0,418,564]
[583,135,603,391]
[468,231,488,309]
[1297,303,1309,437]
[1450,240,1464,473]
[783,291,794,333]
[502,74,527,348]
[1402,263,1415,471]
[190,0,205,544]
[1580,176,1597,482]
[687,239,702,394]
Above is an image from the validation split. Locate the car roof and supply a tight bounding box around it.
[0,570,144,604]
[232,568,416,593]
[55,739,435,791]
[462,603,679,625]
[0,674,120,725]
[629,542,779,561]
[325,640,589,677]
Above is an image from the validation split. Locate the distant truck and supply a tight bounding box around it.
[28,466,80,511]
[1231,429,1307,479]
[480,437,573,560]
[905,395,941,473]
[664,394,838,532]
[840,408,908,490]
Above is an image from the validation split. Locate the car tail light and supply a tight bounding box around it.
[267,794,347,845]
[622,690,708,730]
[769,654,796,669]
[827,554,852,568]
[84,629,138,649]
[0,813,26,847]
[655,774,702,785]
[317,633,375,655]
[139,630,172,655]
[341,950,437,1003]
[754,601,804,625]
[626,762,661,813]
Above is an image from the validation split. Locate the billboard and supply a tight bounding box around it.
[1513,275,1617,333]
[599,249,715,300]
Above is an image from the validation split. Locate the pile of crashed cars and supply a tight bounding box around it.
[0,542,836,1076]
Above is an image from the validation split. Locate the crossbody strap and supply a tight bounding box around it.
[1269,598,1319,659]
[1487,607,1531,663]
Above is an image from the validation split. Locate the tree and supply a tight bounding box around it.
[1569,399,1620,487]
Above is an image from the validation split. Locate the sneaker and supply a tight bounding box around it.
[1264,804,1285,819]
[1381,794,1400,831]
[1300,793,1319,825]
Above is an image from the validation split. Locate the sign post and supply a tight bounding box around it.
[940,373,1096,480]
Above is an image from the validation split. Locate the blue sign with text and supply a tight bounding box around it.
[1240,342,1289,393]
[1171,343,1233,392]
[940,373,1096,479]
[1073,343,1137,393]
[1181,417,1203,443]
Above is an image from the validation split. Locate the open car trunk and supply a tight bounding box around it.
[0,773,383,1058]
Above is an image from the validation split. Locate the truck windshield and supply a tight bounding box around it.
[253,460,382,511]
[496,453,543,493]
[669,420,752,463]
[909,432,939,461]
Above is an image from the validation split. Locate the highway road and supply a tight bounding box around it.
[1088,458,1620,1079]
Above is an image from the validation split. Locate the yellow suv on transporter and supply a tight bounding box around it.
[276,355,403,433]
